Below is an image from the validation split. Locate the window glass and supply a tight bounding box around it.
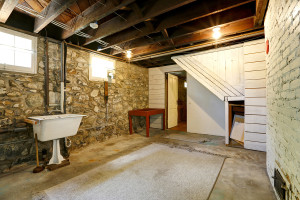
[15,36,32,50]
[0,32,14,46]
[0,46,14,65]
[90,55,115,80]
[0,27,37,73]
[15,51,32,68]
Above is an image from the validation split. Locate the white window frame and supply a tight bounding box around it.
[0,27,37,74]
[89,53,115,81]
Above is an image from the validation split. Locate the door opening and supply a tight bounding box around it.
[166,71,187,132]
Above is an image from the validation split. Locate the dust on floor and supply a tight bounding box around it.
[0,128,276,200]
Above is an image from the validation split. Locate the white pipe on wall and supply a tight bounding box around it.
[60,82,64,113]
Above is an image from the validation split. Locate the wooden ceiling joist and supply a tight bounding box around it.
[61,0,136,39]
[0,0,19,23]
[34,0,77,33]
[97,0,254,52]
[111,17,256,55]
[84,0,196,45]
[111,2,256,56]
[169,2,255,39]
[130,17,256,57]
[254,0,269,26]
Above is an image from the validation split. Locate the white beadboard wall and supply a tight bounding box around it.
[243,39,267,152]
[148,65,183,128]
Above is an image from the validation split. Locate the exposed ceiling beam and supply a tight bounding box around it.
[131,30,264,62]
[130,17,257,57]
[131,2,154,31]
[254,0,269,26]
[98,0,254,51]
[24,0,44,12]
[84,0,196,45]
[61,0,136,39]
[34,0,77,33]
[0,0,19,23]
[169,2,255,38]
[161,29,175,46]
[111,3,256,56]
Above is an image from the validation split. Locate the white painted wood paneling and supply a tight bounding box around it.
[190,45,244,94]
[244,52,266,63]
[148,65,183,128]
[244,42,265,54]
[245,132,266,142]
[245,70,266,79]
[244,61,266,71]
[245,88,266,97]
[245,124,266,133]
[245,79,266,88]
[245,98,267,106]
[244,141,266,151]
[244,39,266,152]
[245,115,266,124]
[173,56,243,100]
[245,106,267,115]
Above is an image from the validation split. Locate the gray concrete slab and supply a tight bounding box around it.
[0,129,276,200]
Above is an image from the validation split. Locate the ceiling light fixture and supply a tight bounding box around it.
[97,46,102,51]
[126,50,132,59]
[90,21,98,29]
[212,27,221,39]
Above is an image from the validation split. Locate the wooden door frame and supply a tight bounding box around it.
[165,71,186,129]
[165,72,169,129]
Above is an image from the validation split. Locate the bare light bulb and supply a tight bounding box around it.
[126,50,132,59]
[212,27,221,39]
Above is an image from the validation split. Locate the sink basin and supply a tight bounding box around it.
[29,114,86,165]
[29,114,86,142]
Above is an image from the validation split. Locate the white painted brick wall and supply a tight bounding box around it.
[265,0,300,199]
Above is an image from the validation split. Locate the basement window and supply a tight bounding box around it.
[89,54,115,81]
[0,27,37,74]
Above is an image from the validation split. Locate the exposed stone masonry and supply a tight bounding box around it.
[0,37,148,172]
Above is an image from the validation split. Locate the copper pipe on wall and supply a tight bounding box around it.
[44,37,49,114]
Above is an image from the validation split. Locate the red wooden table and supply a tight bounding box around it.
[128,108,165,137]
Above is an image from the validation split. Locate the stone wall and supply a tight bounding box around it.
[0,37,148,172]
[265,0,300,199]
[65,47,148,149]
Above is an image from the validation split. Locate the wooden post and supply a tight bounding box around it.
[129,115,133,135]
[146,114,150,137]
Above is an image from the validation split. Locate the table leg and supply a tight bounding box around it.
[146,115,150,137]
[129,115,133,135]
[162,111,165,130]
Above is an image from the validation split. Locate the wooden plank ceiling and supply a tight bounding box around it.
[0,0,268,68]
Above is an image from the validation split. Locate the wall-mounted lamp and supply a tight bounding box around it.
[126,50,132,59]
[184,81,187,88]
[212,27,221,39]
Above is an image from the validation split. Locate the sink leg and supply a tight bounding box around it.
[49,139,64,165]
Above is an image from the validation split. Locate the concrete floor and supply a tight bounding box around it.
[0,128,276,200]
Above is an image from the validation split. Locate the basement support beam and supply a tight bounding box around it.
[34,0,77,33]
[61,0,136,39]
[112,15,256,56]
[254,0,269,26]
[161,29,175,46]
[84,0,196,45]
[130,18,257,57]
[130,29,264,62]
[98,0,255,51]
[0,0,19,23]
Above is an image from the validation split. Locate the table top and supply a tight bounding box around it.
[128,108,165,116]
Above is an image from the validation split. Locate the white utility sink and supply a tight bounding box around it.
[29,114,86,165]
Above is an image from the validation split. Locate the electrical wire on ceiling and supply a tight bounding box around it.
[16,1,158,53]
